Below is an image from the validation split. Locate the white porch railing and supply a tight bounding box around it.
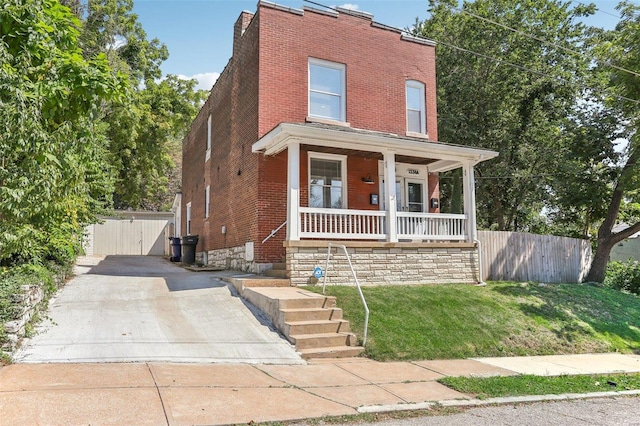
[299,207,386,240]
[298,208,467,241]
[397,212,467,240]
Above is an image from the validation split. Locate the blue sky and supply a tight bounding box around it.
[132,0,626,90]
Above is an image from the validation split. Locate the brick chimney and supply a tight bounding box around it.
[233,11,254,56]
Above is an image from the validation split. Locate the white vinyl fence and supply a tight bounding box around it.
[477,231,592,283]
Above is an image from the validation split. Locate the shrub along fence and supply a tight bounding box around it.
[477,231,592,283]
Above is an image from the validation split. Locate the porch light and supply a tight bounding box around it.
[361,173,375,184]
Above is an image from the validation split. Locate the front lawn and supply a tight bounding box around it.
[304,282,640,361]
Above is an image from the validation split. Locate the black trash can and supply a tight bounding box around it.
[181,235,199,265]
[168,237,182,262]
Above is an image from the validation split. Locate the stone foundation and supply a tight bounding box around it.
[285,241,480,286]
[200,242,271,273]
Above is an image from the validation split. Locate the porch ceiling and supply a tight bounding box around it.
[252,122,498,167]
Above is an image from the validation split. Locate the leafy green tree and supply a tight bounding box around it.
[0,0,124,265]
[78,0,205,210]
[109,76,206,210]
[586,2,640,282]
[416,0,595,231]
[545,103,627,239]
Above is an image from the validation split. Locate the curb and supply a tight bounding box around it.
[357,389,640,414]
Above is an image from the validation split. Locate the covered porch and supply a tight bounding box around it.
[253,122,498,245]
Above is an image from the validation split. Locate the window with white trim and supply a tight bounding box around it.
[308,58,346,122]
[206,114,212,161]
[186,202,192,235]
[406,80,426,134]
[308,153,347,209]
[205,185,210,218]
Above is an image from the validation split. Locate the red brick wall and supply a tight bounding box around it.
[183,4,439,264]
[257,5,438,261]
[257,6,437,139]
[181,11,260,255]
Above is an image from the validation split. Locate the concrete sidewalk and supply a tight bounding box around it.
[1,353,639,425]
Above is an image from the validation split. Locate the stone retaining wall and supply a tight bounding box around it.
[2,271,66,355]
[285,242,479,286]
[2,285,45,353]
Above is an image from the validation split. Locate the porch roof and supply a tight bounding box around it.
[252,122,498,171]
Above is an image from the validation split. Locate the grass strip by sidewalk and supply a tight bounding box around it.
[439,373,640,400]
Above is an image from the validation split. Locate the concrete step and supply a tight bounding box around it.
[278,295,337,310]
[298,345,365,359]
[290,332,357,350]
[280,307,343,322]
[223,276,290,294]
[233,286,362,359]
[265,269,289,279]
[284,319,351,336]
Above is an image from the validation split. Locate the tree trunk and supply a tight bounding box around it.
[584,145,639,282]
[584,238,614,283]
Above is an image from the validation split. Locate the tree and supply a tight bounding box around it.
[544,101,628,239]
[416,0,595,231]
[78,0,205,210]
[581,1,640,281]
[0,0,124,265]
[109,76,206,210]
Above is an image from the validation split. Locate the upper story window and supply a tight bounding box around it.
[186,202,192,235]
[206,114,212,161]
[309,152,347,209]
[205,185,210,218]
[406,80,426,135]
[309,58,346,122]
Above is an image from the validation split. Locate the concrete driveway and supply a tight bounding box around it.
[14,256,303,364]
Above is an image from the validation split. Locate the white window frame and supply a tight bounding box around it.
[186,202,192,235]
[205,185,210,219]
[308,152,348,209]
[406,80,426,135]
[308,58,346,123]
[206,114,212,162]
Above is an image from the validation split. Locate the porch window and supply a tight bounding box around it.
[309,153,346,209]
[309,58,346,122]
[406,80,426,134]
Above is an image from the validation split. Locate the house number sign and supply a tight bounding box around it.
[407,169,420,175]
[313,267,323,279]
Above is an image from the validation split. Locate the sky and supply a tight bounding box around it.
[132,0,627,91]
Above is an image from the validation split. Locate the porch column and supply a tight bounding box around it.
[383,151,398,242]
[286,142,300,241]
[462,161,477,242]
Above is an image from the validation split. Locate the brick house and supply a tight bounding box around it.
[180,1,498,285]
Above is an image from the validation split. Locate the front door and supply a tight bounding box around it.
[405,179,425,212]
[381,177,426,212]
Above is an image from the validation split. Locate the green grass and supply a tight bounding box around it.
[439,373,640,399]
[303,282,640,361]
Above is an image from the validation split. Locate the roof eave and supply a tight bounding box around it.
[252,123,499,164]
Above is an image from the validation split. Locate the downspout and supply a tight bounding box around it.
[474,238,486,286]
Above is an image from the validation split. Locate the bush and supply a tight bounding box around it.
[604,260,640,296]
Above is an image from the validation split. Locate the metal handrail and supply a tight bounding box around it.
[261,220,287,244]
[322,243,370,346]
